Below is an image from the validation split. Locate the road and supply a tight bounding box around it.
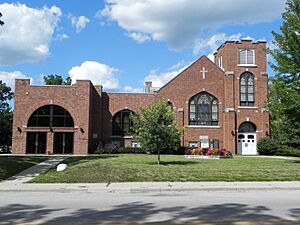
[0,189,299,224]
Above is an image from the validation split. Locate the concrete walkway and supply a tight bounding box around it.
[0,156,68,186]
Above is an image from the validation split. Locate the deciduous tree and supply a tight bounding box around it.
[268,0,300,146]
[0,81,13,146]
[131,100,181,165]
[0,12,4,26]
[43,74,72,85]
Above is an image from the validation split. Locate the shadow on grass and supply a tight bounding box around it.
[159,161,200,166]
[1,202,297,224]
[63,155,119,165]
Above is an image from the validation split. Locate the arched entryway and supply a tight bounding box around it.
[26,105,75,154]
[237,122,257,155]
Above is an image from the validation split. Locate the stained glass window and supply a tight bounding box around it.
[240,72,255,106]
[189,92,219,126]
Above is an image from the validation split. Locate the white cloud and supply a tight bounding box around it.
[55,34,69,41]
[0,71,33,90]
[207,54,215,62]
[123,86,143,93]
[71,16,90,33]
[193,33,242,55]
[0,3,62,66]
[68,61,119,90]
[99,0,284,49]
[144,62,189,88]
[126,32,151,43]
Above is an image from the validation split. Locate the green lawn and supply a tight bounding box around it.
[0,156,48,181]
[31,154,300,183]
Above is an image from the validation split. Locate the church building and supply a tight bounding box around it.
[12,39,270,155]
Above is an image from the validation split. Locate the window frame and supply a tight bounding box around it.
[238,49,256,66]
[240,72,255,106]
[189,92,219,126]
[27,105,74,128]
[112,109,134,136]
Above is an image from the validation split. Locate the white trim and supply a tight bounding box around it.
[237,64,257,67]
[237,106,258,109]
[123,135,133,139]
[188,125,221,129]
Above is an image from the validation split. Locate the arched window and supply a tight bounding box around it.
[238,122,256,133]
[240,72,255,106]
[112,109,134,136]
[28,105,74,127]
[189,92,218,126]
[239,49,255,65]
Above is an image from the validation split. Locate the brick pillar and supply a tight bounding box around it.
[47,132,53,155]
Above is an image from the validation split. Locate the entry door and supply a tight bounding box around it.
[53,132,74,154]
[237,133,257,155]
[26,132,47,154]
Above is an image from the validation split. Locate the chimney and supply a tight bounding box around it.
[145,81,152,93]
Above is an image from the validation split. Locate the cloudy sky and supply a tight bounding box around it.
[0,0,285,93]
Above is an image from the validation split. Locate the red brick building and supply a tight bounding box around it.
[12,40,269,155]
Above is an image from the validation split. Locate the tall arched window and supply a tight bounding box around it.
[240,72,255,106]
[27,105,74,127]
[189,92,218,126]
[112,109,134,136]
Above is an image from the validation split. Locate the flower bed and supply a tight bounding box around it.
[185,148,233,159]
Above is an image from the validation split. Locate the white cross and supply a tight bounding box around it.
[200,67,208,79]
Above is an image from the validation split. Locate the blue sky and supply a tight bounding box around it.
[0,0,285,93]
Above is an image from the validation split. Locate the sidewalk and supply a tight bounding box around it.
[1,181,300,192]
[1,156,68,185]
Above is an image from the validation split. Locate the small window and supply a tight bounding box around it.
[210,139,220,149]
[238,134,245,139]
[132,142,141,148]
[189,142,198,148]
[217,55,223,69]
[248,135,254,139]
[239,49,255,65]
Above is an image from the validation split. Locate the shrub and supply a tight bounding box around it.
[185,147,233,158]
[94,147,147,154]
[257,137,280,155]
[276,147,300,157]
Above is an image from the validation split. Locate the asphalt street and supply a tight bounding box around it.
[0,189,299,224]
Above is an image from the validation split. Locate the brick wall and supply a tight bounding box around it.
[12,40,269,155]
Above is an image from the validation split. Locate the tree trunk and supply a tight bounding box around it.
[157,149,160,165]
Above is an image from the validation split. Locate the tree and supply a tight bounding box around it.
[0,12,4,26]
[0,81,14,146]
[43,74,72,85]
[268,0,300,147]
[131,100,181,165]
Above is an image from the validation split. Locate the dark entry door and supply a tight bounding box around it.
[53,132,74,154]
[26,132,47,154]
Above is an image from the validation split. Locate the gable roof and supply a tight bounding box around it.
[157,55,224,93]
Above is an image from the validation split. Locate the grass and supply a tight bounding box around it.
[0,156,48,181]
[31,154,300,183]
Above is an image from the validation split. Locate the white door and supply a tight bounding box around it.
[237,133,257,155]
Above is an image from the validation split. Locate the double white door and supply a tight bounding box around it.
[237,133,257,155]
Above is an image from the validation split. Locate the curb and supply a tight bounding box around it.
[1,182,300,193]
